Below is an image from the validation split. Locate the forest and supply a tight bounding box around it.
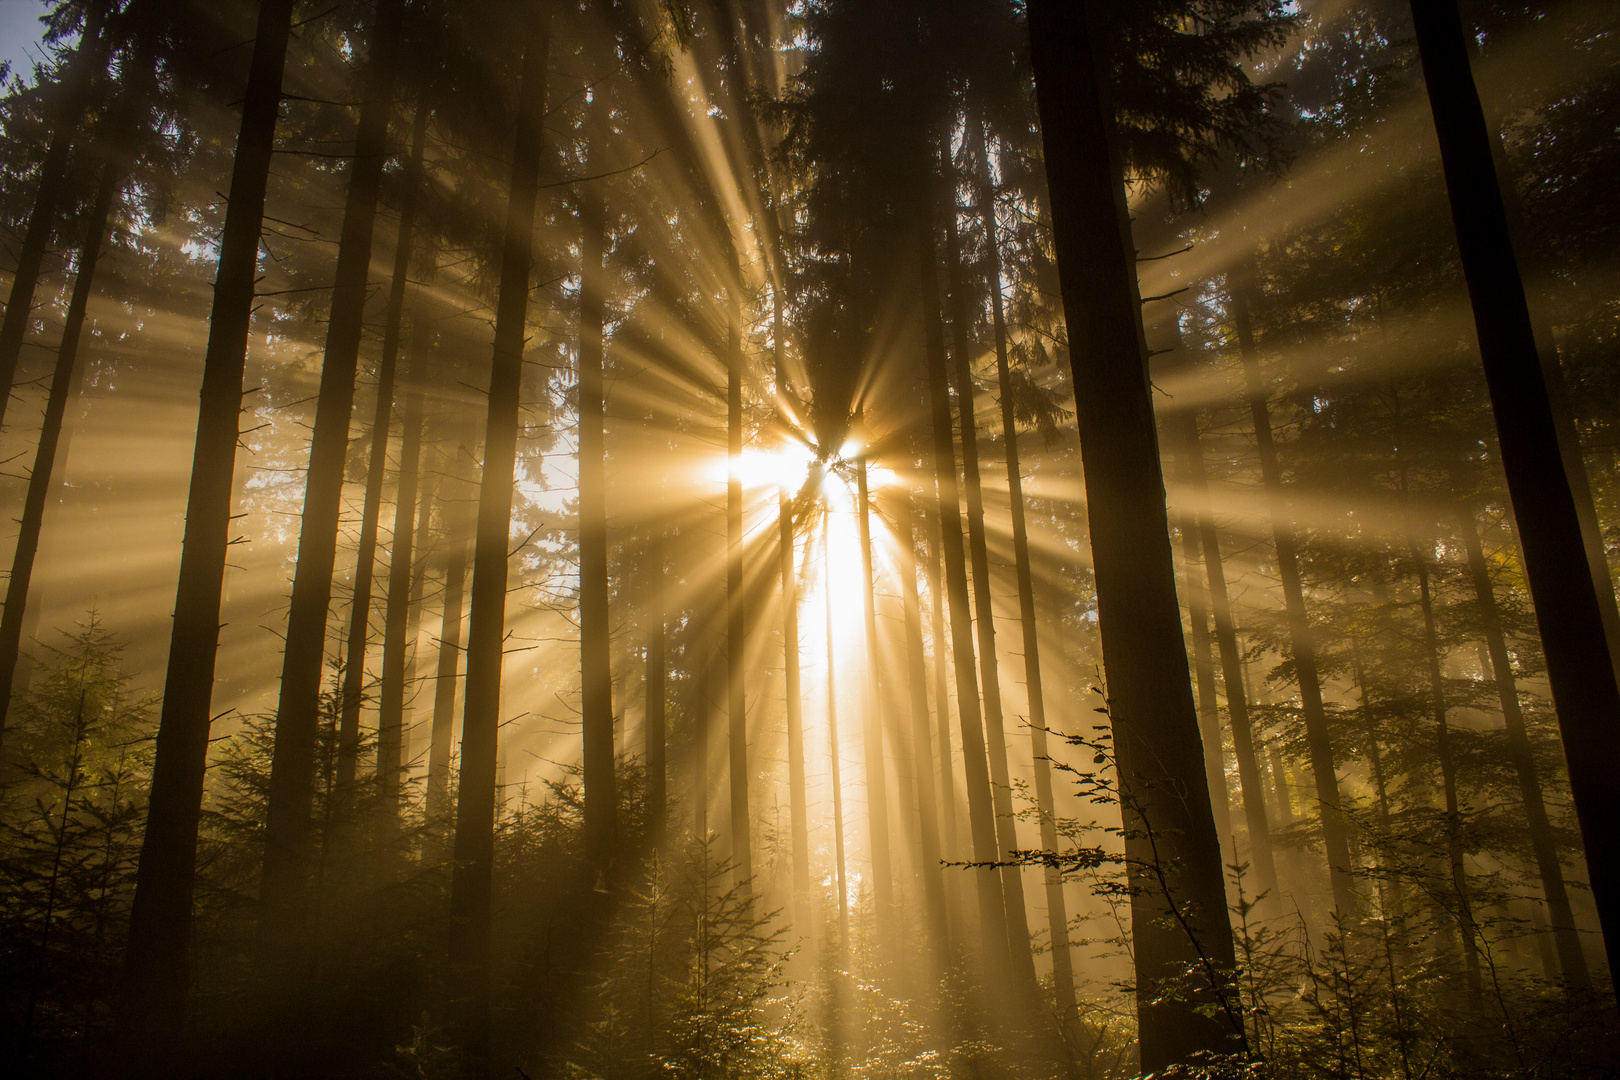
[0,0,1615,1077]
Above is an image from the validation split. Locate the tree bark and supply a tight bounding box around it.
[580,113,616,877]
[824,513,850,945]
[940,140,1038,990]
[1459,506,1589,986]
[917,185,1011,979]
[972,122,1075,1010]
[448,8,552,1071]
[776,283,811,921]
[1409,533,1484,1008]
[926,498,959,932]
[0,164,118,741]
[1409,0,1620,978]
[1026,3,1242,1068]
[645,530,666,842]
[0,5,109,431]
[895,487,951,956]
[1170,410,1277,898]
[377,388,424,810]
[856,460,895,929]
[120,0,296,1064]
[1177,505,1228,835]
[725,311,750,887]
[261,0,406,943]
[427,463,469,844]
[335,100,429,798]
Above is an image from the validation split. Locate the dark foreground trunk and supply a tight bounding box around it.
[119,0,297,1067]
[448,8,552,1073]
[1026,3,1242,1070]
[1409,0,1620,978]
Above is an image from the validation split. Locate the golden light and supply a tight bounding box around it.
[727,434,818,490]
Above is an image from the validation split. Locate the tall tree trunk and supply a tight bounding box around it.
[917,183,1012,979]
[1459,506,1589,987]
[335,100,429,798]
[1026,4,1242,1068]
[1409,534,1484,1008]
[896,487,950,956]
[1230,275,1357,919]
[725,310,751,887]
[972,123,1075,1010]
[824,512,850,944]
[646,530,666,842]
[448,8,552,1071]
[1177,506,1227,831]
[856,459,895,929]
[1409,0,1620,977]
[940,141,1039,991]
[924,503,961,882]
[261,0,406,945]
[0,165,118,740]
[580,118,616,877]
[1170,411,1277,897]
[427,464,469,843]
[776,285,812,922]
[119,0,296,1064]
[377,388,425,811]
[0,5,109,431]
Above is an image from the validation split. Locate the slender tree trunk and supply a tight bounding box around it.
[1231,275,1357,918]
[896,488,950,956]
[824,513,850,945]
[972,123,1075,1010]
[1410,536,1484,1007]
[924,498,965,931]
[377,389,424,810]
[724,307,752,887]
[0,165,118,740]
[120,0,296,1064]
[1177,507,1227,831]
[646,530,666,842]
[335,100,429,797]
[427,467,469,842]
[1169,411,1277,896]
[448,9,551,1071]
[0,6,109,431]
[1027,4,1242,1067]
[580,119,616,877]
[1409,0,1620,977]
[856,460,895,929]
[776,283,812,921]
[261,0,406,943]
[940,143,1038,989]
[917,184,1012,979]
[1460,506,1589,987]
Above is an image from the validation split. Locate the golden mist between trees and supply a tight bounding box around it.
[0,1,1615,1079]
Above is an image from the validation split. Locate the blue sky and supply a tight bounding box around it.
[0,1,51,84]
